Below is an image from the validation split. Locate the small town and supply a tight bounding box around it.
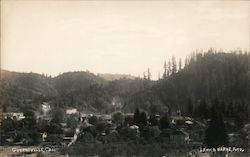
[1,0,250,157]
[1,101,250,157]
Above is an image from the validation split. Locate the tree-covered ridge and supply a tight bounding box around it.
[53,71,107,95]
[1,50,249,117]
[158,51,249,100]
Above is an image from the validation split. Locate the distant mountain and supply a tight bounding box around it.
[53,71,106,95]
[1,70,56,96]
[98,73,137,81]
[0,70,107,96]
[0,70,108,112]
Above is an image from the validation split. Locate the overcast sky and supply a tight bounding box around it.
[1,0,249,79]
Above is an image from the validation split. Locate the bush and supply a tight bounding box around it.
[46,134,63,144]
[88,115,98,126]
[141,126,161,140]
[78,132,94,143]
[96,121,107,133]
[119,127,138,141]
[46,122,63,134]
[112,111,124,126]
[28,130,41,145]
[66,114,78,128]
[82,126,97,137]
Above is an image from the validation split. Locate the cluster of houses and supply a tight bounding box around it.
[0,112,25,122]
[57,109,207,146]
[1,102,249,151]
[0,106,205,147]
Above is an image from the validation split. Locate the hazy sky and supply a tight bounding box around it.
[1,0,249,79]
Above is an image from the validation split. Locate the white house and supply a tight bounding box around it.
[42,102,51,115]
[66,108,77,114]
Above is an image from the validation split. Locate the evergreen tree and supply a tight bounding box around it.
[139,111,148,126]
[178,58,182,71]
[133,108,140,125]
[167,59,171,76]
[171,56,177,75]
[163,61,167,79]
[143,72,147,80]
[197,99,209,119]
[205,105,228,148]
[184,57,189,67]
[160,112,170,129]
[147,68,151,80]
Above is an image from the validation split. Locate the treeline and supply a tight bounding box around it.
[154,50,250,114]
[1,49,250,123]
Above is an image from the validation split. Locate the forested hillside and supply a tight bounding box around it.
[152,51,250,121]
[155,51,250,109]
[1,70,56,96]
[1,50,249,120]
[53,71,106,95]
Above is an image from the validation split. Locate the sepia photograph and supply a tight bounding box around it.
[0,0,250,157]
